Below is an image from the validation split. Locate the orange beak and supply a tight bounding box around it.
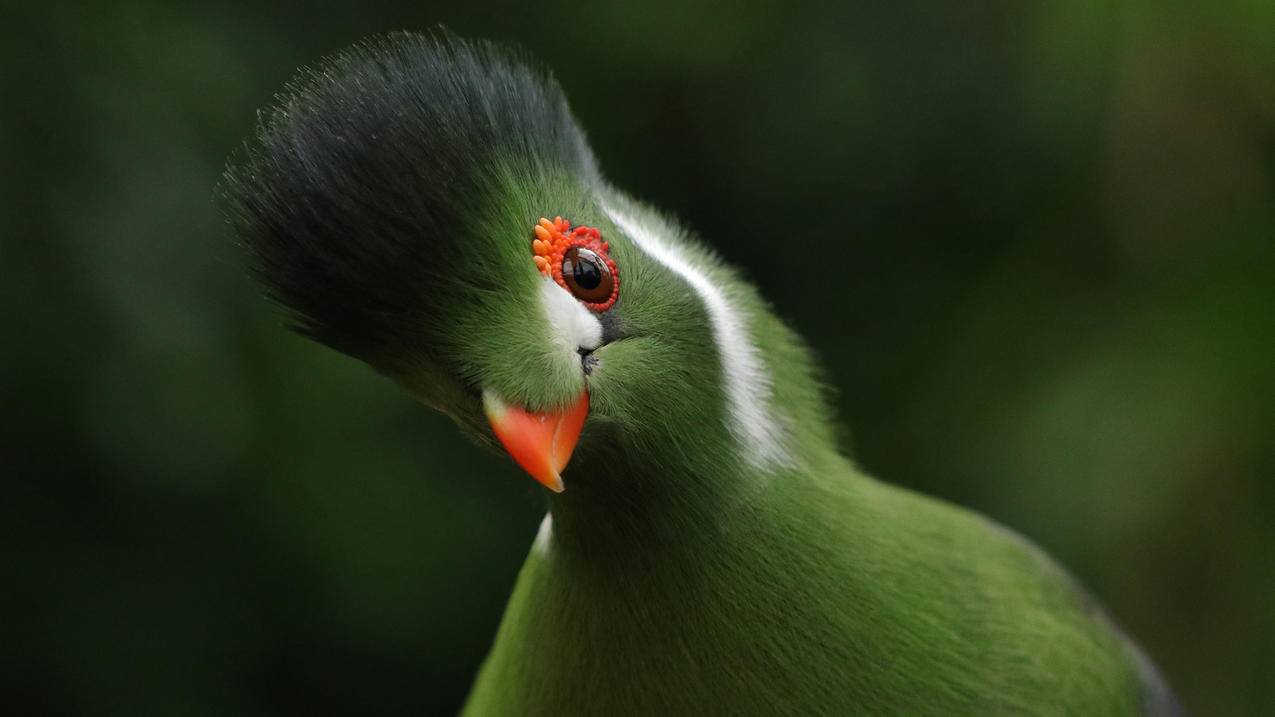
[482,389,589,492]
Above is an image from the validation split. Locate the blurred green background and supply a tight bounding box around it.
[4,2,1273,715]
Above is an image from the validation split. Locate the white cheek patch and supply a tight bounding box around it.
[602,201,792,472]
[539,277,603,358]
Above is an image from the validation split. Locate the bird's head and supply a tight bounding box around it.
[223,33,813,511]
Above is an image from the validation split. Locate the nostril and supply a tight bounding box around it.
[578,347,598,375]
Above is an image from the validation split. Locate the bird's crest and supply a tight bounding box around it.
[220,32,598,361]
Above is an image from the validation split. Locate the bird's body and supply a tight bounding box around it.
[471,464,1147,715]
[223,33,1181,716]
[464,191,1170,717]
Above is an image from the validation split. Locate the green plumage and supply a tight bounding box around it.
[462,198,1161,716]
[223,33,1180,716]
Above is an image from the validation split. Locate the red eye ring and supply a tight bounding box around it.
[531,216,619,312]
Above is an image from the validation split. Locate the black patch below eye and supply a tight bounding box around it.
[578,348,598,375]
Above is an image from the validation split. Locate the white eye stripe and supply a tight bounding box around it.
[601,201,791,471]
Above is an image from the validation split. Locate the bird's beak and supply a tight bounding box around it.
[482,389,589,492]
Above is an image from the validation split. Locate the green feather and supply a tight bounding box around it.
[463,195,1155,716]
[222,32,1181,716]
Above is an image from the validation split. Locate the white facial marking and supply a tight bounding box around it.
[602,202,791,470]
[532,512,553,556]
[539,277,602,361]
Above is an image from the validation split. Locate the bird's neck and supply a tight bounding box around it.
[543,445,853,583]
[546,333,844,564]
[546,457,762,560]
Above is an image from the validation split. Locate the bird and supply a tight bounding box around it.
[221,32,1183,716]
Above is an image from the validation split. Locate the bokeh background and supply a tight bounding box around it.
[5,2,1273,715]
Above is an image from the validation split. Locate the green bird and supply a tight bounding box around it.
[222,33,1182,716]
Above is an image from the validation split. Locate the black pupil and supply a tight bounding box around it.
[569,251,603,289]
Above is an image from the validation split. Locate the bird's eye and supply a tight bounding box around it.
[531,216,620,312]
[562,247,612,303]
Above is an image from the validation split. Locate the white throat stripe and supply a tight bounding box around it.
[532,513,553,556]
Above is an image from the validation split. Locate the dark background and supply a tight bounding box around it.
[5,2,1273,715]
